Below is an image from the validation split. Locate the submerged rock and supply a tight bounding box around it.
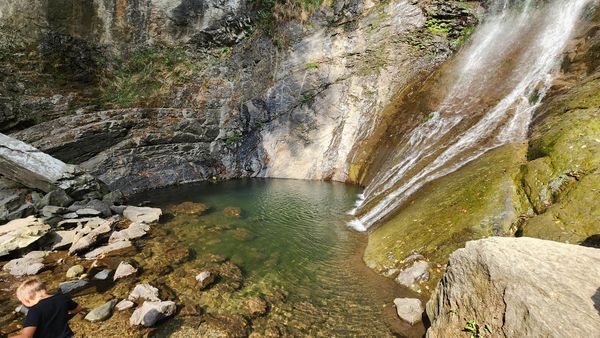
[59,279,89,294]
[196,271,216,290]
[426,237,600,338]
[223,207,242,218]
[393,298,423,325]
[129,283,160,302]
[66,265,85,278]
[93,269,111,280]
[166,201,209,215]
[123,206,162,224]
[85,299,117,322]
[113,261,138,280]
[115,299,134,311]
[0,216,51,257]
[245,296,268,317]
[396,261,429,289]
[129,301,176,327]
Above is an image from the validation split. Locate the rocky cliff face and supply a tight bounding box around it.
[2,0,480,194]
[426,237,600,337]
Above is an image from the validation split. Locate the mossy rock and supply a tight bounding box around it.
[364,144,527,293]
[519,75,600,243]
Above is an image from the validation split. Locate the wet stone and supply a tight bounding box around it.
[129,300,176,327]
[66,265,85,278]
[85,299,117,322]
[396,261,429,289]
[93,269,111,280]
[59,279,89,294]
[115,299,134,311]
[195,271,216,290]
[166,201,209,215]
[129,283,160,302]
[223,207,242,218]
[113,261,138,280]
[393,298,423,325]
[245,296,268,317]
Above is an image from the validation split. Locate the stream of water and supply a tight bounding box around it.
[350,0,593,231]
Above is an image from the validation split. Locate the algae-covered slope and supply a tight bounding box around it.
[518,74,600,243]
[364,144,527,293]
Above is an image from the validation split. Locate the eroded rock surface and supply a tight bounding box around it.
[426,237,600,338]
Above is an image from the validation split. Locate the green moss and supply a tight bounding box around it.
[364,144,527,293]
[519,75,600,243]
[425,18,453,34]
[305,62,318,70]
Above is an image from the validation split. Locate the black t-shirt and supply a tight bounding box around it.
[23,294,78,338]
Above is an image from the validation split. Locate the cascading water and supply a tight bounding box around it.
[349,0,593,231]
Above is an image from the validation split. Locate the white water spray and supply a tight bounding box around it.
[350,0,592,231]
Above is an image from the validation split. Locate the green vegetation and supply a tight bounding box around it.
[425,18,453,34]
[99,44,200,108]
[464,320,493,338]
[451,26,476,49]
[305,62,318,70]
[224,131,243,145]
[251,0,324,40]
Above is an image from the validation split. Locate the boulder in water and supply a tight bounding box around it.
[223,207,242,218]
[123,206,161,224]
[166,201,209,215]
[66,265,85,278]
[396,261,429,289]
[129,301,176,327]
[245,296,268,317]
[108,222,149,243]
[113,261,138,280]
[84,240,133,260]
[196,271,216,290]
[426,237,600,338]
[128,283,160,302]
[85,299,117,322]
[393,298,423,325]
[115,299,134,311]
[59,279,89,294]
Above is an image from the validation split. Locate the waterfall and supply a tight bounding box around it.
[349,0,592,231]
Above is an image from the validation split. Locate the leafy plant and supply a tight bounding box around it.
[224,132,243,145]
[305,62,318,70]
[425,18,452,34]
[464,320,492,338]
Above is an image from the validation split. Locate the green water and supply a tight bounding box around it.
[140,179,423,337]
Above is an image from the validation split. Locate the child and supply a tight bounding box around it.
[11,277,81,338]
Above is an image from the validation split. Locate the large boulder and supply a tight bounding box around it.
[0,216,50,256]
[426,237,600,338]
[0,133,103,196]
[85,299,117,322]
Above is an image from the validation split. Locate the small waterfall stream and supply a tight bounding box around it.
[350,0,592,231]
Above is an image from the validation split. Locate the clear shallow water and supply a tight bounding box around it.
[140,179,424,337]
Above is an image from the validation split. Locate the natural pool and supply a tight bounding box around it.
[0,179,424,337]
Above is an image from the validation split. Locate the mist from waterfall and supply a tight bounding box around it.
[349,0,593,231]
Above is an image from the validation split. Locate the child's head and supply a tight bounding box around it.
[16,277,48,307]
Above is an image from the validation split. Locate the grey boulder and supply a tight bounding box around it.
[426,237,600,338]
[85,299,117,322]
[128,283,160,302]
[396,261,429,289]
[393,298,423,325]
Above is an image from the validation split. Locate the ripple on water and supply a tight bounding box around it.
[135,179,425,337]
